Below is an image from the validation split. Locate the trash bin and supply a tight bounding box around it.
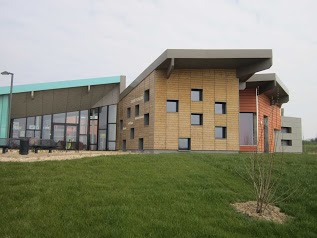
[19,138,29,155]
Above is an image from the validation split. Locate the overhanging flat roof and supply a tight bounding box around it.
[246,73,289,105]
[120,49,273,99]
[0,76,121,95]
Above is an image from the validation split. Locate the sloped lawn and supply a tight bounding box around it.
[0,153,316,238]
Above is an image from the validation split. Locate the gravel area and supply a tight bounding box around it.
[0,150,133,163]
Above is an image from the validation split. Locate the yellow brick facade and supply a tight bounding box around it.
[117,69,240,152]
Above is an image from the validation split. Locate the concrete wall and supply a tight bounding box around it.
[275,116,302,153]
[11,83,120,118]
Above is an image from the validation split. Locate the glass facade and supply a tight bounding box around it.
[10,104,117,151]
[239,113,256,145]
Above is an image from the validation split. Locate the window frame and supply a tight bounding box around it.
[178,138,191,150]
[144,113,149,126]
[191,89,203,101]
[215,102,226,114]
[130,128,135,139]
[215,126,227,139]
[144,89,150,102]
[166,100,179,113]
[191,113,203,125]
[135,104,140,117]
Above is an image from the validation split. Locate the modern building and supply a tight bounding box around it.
[275,115,303,153]
[117,49,289,153]
[0,49,301,153]
[0,76,126,150]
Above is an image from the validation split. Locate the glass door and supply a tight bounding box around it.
[66,125,78,150]
[53,124,65,149]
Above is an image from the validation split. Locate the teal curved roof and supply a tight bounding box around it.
[0,76,121,95]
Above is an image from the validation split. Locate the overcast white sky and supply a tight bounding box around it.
[0,0,316,139]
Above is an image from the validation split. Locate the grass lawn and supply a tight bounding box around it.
[0,153,316,238]
[303,141,317,153]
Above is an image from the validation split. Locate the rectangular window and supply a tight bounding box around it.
[120,120,123,130]
[66,111,79,124]
[166,100,178,112]
[144,113,149,126]
[191,89,203,101]
[144,89,150,102]
[98,107,107,129]
[191,114,203,125]
[138,138,144,150]
[215,102,226,114]
[135,105,140,117]
[281,127,292,133]
[179,138,191,150]
[239,113,256,145]
[53,113,66,123]
[127,107,131,118]
[122,140,127,151]
[215,126,227,139]
[130,128,134,139]
[281,140,292,146]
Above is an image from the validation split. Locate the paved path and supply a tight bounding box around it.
[0,150,133,163]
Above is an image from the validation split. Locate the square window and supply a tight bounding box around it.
[179,138,191,150]
[144,89,150,102]
[215,127,227,139]
[166,100,179,112]
[139,138,144,150]
[215,102,226,114]
[191,114,203,125]
[130,128,134,139]
[191,89,203,101]
[144,113,149,126]
[135,105,140,117]
[127,108,131,118]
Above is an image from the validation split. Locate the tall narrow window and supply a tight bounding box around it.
[144,89,150,102]
[139,138,144,150]
[122,140,127,151]
[215,127,227,139]
[215,102,226,114]
[144,113,149,126]
[130,128,134,139]
[239,113,256,145]
[191,89,203,101]
[120,120,123,130]
[166,100,178,112]
[135,105,140,117]
[191,114,203,125]
[127,107,131,118]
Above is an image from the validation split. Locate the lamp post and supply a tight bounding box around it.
[1,71,14,139]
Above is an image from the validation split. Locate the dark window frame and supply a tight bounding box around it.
[144,89,150,102]
[215,126,227,139]
[178,138,191,150]
[191,113,203,125]
[135,104,140,117]
[191,89,203,101]
[215,102,226,114]
[144,113,149,126]
[281,127,292,133]
[166,100,179,112]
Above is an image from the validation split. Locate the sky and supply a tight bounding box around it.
[0,0,316,139]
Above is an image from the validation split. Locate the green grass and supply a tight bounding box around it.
[303,141,317,153]
[0,153,316,238]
